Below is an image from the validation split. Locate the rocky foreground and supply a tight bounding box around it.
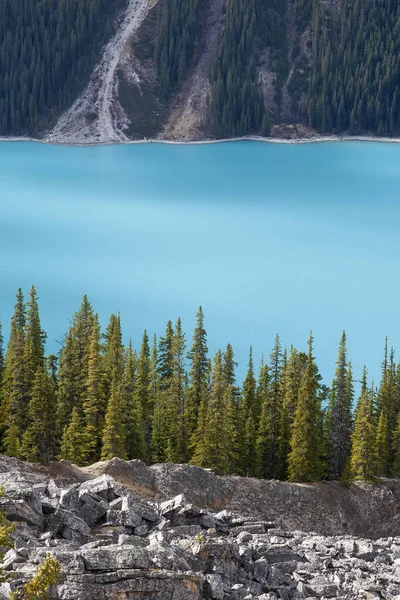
[1,457,400,599]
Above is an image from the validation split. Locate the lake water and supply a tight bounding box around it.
[1,140,400,387]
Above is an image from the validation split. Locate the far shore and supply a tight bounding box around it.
[1,133,400,147]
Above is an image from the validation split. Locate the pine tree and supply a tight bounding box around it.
[135,330,151,460]
[288,333,322,482]
[191,350,236,473]
[24,286,46,393]
[186,307,208,452]
[374,342,397,476]
[277,348,307,480]
[326,332,353,480]
[60,407,86,466]
[56,295,94,437]
[21,365,56,464]
[375,410,390,477]
[190,360,211,467]
[123,341,146,460]
[102,313,124,398]
[350,369,377,482]
[101,375,128,461]
[167,318,187,462]
[392,411,400,477]
[239,348,258,476]
[0,321,4,386]
[1,289,27,456]
[81,315,105,464]
[256,358,273,478]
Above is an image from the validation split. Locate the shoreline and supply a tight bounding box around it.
[1,134,400,147]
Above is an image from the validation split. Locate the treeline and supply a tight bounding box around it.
[209,0,287,139]
[0,0,126,135]
[0,287,399,484]
[303,0,400,135]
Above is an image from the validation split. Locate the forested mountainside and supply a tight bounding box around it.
[1,286,400,484]
[1,0,400,142]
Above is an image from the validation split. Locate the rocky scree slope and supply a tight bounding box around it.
[2,457,400,599]
[48,0,310,144]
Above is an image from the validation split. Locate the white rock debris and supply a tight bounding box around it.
[47,0,159,145]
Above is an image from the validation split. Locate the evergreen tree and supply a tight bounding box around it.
[350,369,377,482]
[240,347,258,476]
[102,313,124,397]
[24,285,46,393]
[0,321,4,385]
[56,295,94,436]
[135,330,151,460]
[288,333,322,482]
[186,307,208,451]
[60,407,86,466]
[123,341,146,461]
[1,289,26,456]
[21,365,55,464]
[277,348,307,480]
[326,332,353,480]
[375,410,390,477]
[191,350,236,474]
[392,411,400,477]
[81,315,105,464]
[374,342,397,475]
[101,374,128,461]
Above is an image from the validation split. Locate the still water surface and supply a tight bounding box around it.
[1,140,400,385]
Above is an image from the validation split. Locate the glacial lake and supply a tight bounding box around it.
[1,140,400,386]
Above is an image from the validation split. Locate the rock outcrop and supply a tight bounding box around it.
[1,456,400,599]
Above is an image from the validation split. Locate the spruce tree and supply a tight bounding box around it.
[167,318,187,462]
[21,365,55,464]
[186,307,208,450]
[240,348,257,476]
[277,348,307,480]
[0,321,4,385]
[190,360,211,467]
[350,369,377,482]
[123,341,146,460]
[60,407,86,466]
[288,333,322,482]
[392,411,400,477]
[24,286,46,393]
[101,374,128,461]
[1,289,26,456]
[56,295,94,436]
[375,410,390,477]
[191,350,236,474]
[374,342,397,476]
[256,358,273,478]
[81,315,105,464]
[135,330,151,460]
[102,313,124,398]
[326,332,353,480]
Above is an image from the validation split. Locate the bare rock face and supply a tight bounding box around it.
[2,455,400,599]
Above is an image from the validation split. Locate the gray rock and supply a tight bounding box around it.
[1,549,25,571]
[80,504,99,527]
[81,544,150,570]
[0,497,44,530]
[78,476,115,502]
[134,523,149,537]
[205,574,224,599]
[47,479,61,499]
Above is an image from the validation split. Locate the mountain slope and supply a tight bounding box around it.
[2,0,400,142]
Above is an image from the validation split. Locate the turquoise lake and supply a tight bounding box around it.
[1,140,400,386]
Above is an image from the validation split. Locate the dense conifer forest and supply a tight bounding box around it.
[1,0,400,138]
[0,287,399,484]
[0,0,125,135]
